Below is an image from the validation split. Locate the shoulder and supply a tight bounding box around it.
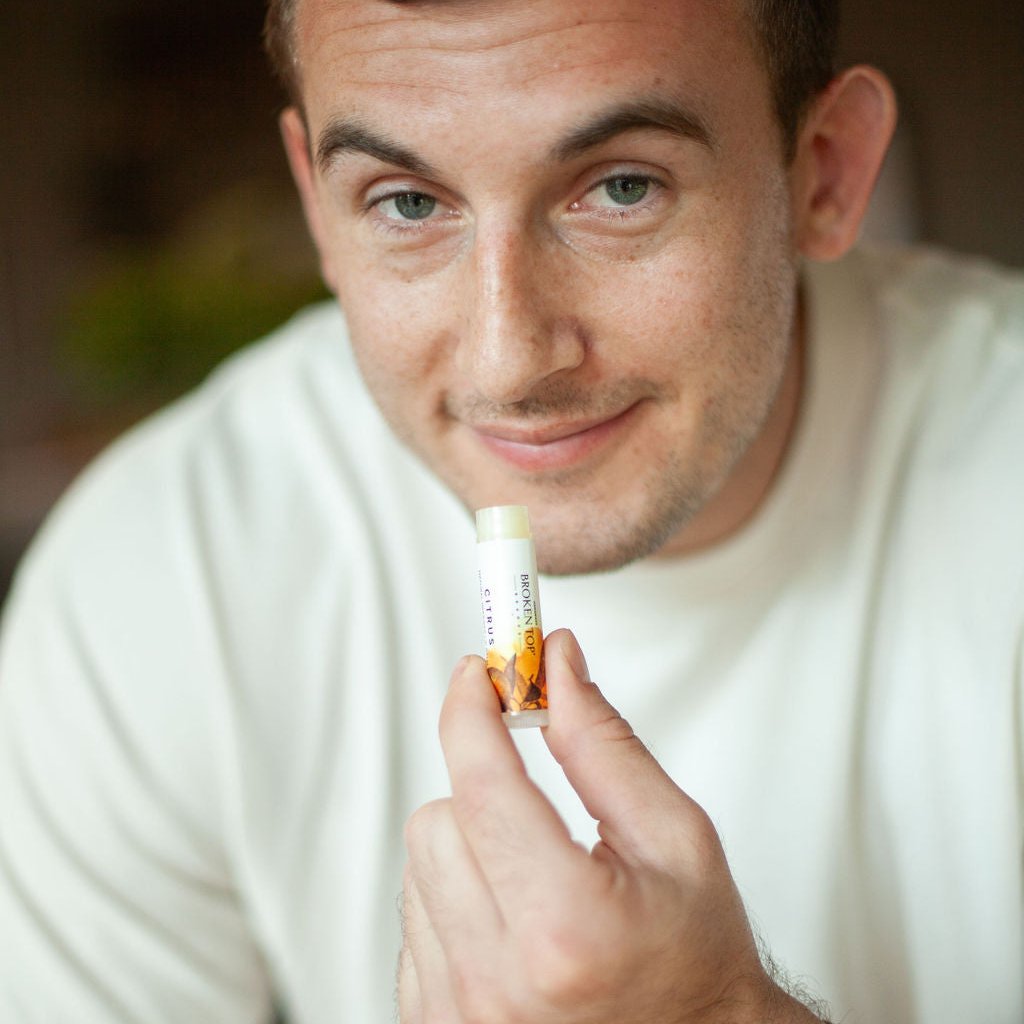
[805,247,1024,646]
[5,297,470,638]
[853,248,1024,628]
[823,245,1024,460]
[855,244,1023,381]
[862,246,1024,479]
[859,243,1024,315]
[1,301,396,688]
[12,302,380,587]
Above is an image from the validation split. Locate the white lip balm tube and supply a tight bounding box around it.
[475,505,548,729]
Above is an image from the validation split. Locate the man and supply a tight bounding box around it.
[1,0,1021,1021]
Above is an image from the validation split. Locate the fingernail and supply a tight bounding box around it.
[448,654,474,687]
[557,630,590,683]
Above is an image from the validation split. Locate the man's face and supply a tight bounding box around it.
[290,0,803,573]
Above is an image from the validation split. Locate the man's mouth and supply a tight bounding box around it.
[468,402,643,472]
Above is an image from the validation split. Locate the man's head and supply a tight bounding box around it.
[266,0,840,161]
[271,0,894,574]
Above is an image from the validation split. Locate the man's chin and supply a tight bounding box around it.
[432,445,706,575]
[528,497,700,577]
[534,534,666,577]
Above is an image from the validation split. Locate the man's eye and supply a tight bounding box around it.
[379,192,438,221]
[595,175,651,207]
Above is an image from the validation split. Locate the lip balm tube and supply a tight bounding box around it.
[475,505,548,729]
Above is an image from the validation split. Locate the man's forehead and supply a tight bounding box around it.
[299,0,666,63]
[295,0,756,122]
[295,0,748,75]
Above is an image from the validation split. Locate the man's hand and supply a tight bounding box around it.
[399,629,823,1023]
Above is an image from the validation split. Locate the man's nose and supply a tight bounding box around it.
[454,229,585,405]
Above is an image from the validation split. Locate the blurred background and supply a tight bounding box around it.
[1,0,1023,603]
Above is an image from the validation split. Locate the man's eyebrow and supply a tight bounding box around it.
[315,118,440,178]
[551,99,716,162]
[314,98,713,178]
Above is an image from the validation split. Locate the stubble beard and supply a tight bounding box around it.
[527,394,780,577]
[532,310,799,575]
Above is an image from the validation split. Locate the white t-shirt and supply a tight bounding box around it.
[1,247,1021,1023]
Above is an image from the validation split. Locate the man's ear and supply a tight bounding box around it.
[791,65,898,262]
[280,106,339,293]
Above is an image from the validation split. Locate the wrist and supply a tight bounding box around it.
[765,985,831,1024]
[700,970,829,1024]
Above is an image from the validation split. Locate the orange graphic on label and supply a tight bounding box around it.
[485,629,547,713]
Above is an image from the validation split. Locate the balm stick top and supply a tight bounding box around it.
[476,505,532,542]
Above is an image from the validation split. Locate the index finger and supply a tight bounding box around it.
[439,655,586,907]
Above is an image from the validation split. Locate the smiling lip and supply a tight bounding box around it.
[470,403,642,473]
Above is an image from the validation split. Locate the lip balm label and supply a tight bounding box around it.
[477,537,546,713]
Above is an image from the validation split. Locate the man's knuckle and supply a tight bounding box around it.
[683,806,727,876]
[403,798,449,852]
[451,771,504,834]
[589,705,639,746]
[560,707,645,775]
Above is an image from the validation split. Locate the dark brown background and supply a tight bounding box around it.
[1,0,1022,601]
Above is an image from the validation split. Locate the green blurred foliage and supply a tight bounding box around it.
[61,180,329,408]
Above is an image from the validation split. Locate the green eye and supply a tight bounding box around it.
[603,176,649,206]
[391,192,437,220]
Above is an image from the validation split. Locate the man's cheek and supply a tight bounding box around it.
[347,300,434,370]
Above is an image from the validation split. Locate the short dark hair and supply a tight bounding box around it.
[263,0,839,158]
[747,0,839,158]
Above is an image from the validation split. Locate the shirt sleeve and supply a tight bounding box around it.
[0,458,274,1023]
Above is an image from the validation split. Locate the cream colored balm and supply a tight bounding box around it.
[475,505,548,729]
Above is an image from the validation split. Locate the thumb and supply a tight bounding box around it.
[542,629,706,867]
